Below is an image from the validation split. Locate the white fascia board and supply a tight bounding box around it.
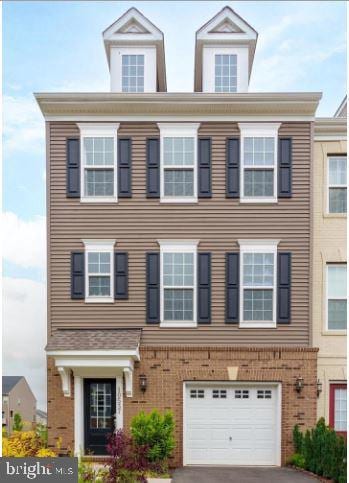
[45,115,315,122]
[47,349,140,360]
[197,8,257,40]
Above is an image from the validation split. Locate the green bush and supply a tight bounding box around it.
[13,413,23,432]
[291,418,347,483]
[130,410,175,464]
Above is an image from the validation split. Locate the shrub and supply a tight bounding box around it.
[106,429,150,483]
[13,413,24,432]
[131,410,175,465]
[3,431,42,457]
[291,418,347,483]
[36,448,57,457]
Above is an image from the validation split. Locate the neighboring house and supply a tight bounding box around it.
[36,7,322,466]
[36,409,48,426]
[2,376,37,434]
[313,99,347,435]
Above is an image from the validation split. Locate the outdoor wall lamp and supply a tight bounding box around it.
[295,376,304,393]
[317,379,323,397]
[139,374,148,393]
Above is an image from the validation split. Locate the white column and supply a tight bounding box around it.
[74,375,84,456]
[115,376,123,430]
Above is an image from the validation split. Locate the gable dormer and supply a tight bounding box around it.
[195,6,258,93]
[103,8,166,92]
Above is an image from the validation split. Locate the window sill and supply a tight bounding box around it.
[240,198,278,204]
[85,297,114,304]
[323,213,347,219]
[322,330,347,336]
[239,322,276,329]
[160,321,197,328]
[80,197,118,203]
[160,197,198,204]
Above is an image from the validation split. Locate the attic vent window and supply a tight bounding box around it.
[215,54,237,93]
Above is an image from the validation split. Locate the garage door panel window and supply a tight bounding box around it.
[212,389,227,399]
[235,389,249,399]
[327,264,347,331]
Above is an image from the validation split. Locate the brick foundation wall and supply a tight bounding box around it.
[47,346,318,465]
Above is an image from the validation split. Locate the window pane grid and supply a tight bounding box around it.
[243,289,273,321]
[122,55,144,93]
[84,137,114,166]
[87,252,111,297]
[85,169,114,197]
[334,388,347,431]
[164,288,193,321]
[327,264,347,330]
[328,156,347,213]
[244,137,275,166]
[215,54,237,93]
[163,137,194,166]
[90,383,113,429]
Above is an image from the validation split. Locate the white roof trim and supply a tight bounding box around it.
[103,7,163,42]
[47,349,140,360]
[197,6,257,41]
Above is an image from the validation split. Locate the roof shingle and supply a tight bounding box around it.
[45,329,141,351]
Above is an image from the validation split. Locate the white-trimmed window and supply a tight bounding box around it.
[159,241,198,327]
[158,124,200,203]
[122,54,144,92]
[239,123,280,203]
[326,264,347,331]
[328,156,347,214]
[78,124,119,203]
[239,240,279,328]
[215,54,237,92]
[83,240,115,303]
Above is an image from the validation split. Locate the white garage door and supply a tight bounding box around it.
[184,384,280,466]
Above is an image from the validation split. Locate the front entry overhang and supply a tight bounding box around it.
[46,349,140,398]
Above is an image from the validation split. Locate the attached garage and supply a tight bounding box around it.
[184,383,281,466]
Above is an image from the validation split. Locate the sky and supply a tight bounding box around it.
[2,0,347,410]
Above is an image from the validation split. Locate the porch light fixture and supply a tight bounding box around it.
[295,377,304,393]
[139,374,148,393]
[317,379,323,397]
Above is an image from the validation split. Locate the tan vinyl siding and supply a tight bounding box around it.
[48,121,311,346]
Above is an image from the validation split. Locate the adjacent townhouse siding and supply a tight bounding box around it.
[2,377,37,434]
[37,6,324,468]
[313,111,347,433]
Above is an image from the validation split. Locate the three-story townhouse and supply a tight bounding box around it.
[313,98,347,436]
[36,6,322,466]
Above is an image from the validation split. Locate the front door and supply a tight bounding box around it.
[84,379,116,455]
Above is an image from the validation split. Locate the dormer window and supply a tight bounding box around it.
[215,54,237,93]
[122,55,144,93]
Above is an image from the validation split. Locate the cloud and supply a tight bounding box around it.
[3,95,45,155]
[3,277,47,410]
[2,212,46,270]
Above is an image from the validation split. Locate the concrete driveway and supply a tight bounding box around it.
[172,467,317,483]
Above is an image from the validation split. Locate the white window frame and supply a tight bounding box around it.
[327,155,347,215]
[325,263,347,332]
[78,123,119,203]
[121,53,145,93]
[238,239,280,328]
[83,239,116,303]
[158,240,199,328]
[158,123,200,203]
[214,53,237,93]
[238,123,281,203]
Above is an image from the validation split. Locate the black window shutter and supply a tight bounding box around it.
[278,138,292,198]
[146,139,160,198]
[115,252,128,299]
[71,252,84,299]
[67,138,80,198]
[198,138,212,198]
[277,252,291,324]
[226,138,240,198]
[146,252,160,323]
[118,138,132,197]
[226,253,239,323]
[197,253,211,324]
